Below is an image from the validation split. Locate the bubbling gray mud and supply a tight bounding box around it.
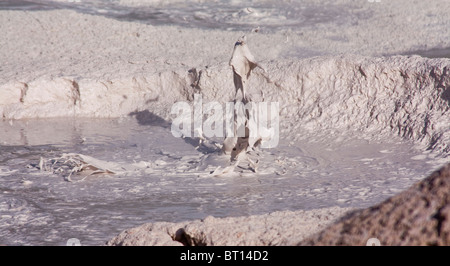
[0,55,449,246]
[0,117,442,245]
[0,1,449,246]
[1,55,449,246]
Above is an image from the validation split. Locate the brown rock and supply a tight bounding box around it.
[300,163,450,246]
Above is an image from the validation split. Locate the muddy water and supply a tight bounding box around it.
[0,117,439,245]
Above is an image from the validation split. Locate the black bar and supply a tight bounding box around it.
[5,246,446,265]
